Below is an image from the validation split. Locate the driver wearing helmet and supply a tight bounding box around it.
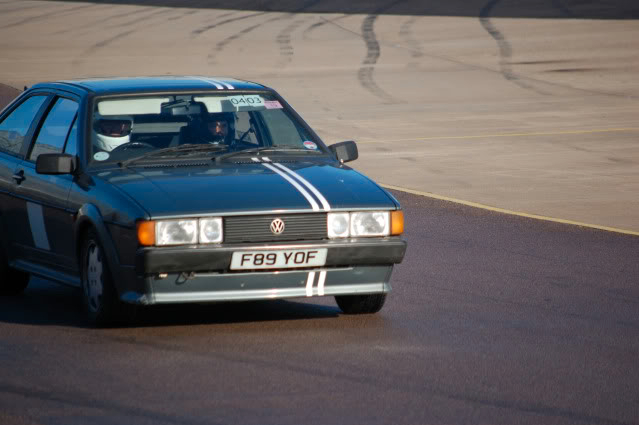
[94,116,133,151]
[204,112,235,145]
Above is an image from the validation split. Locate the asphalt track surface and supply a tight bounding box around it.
[1,1,639,424]
[0,190,638,425]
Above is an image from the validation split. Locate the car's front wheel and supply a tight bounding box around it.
[335,293,387,314]
[81,229,131,326]
[0,246,29,296]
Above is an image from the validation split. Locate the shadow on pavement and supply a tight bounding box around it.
[0,278,342,328]
[39,0,639,19]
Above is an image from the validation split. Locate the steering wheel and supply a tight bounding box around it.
[110,141,154,153]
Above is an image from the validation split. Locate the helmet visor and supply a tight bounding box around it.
[97,119,132,137]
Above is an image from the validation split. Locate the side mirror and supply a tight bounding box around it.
[328,140,358,163]
[36,153,76,175]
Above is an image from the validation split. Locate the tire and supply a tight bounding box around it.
[335,293,387,315]
[80,229,133,326]
[0,246,29,296]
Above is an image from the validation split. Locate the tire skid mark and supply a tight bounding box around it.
[214,11,237,20]
[111,7,175,29]
[511,59,575,65]
[95,30,138,49]
[322,17,639,101]
[302,13,358,39]
[358,0,405,104]
[275,15,310,67]
[398,16,423,59]
[0,3,104,30]
[302,20,327,39]
[479,0,549,95]
[51,7,156,36]
[209,21,267,63]
[0,2,59,15]
[317,15,364,35]
[208,14,283,63]
[207,0,321,65]
[0,0,53,9]
[71,8,181,66]
[545,67,603,73]
[190,11,269,39]
[398,15,425,69]
[167,9,199,21]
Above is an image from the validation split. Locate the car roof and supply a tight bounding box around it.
[31,76,269,95]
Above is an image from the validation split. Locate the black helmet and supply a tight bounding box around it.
[206,112,235,144]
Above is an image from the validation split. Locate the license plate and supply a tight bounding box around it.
[230,248,327,270]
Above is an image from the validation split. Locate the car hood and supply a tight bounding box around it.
[98,161,397,218]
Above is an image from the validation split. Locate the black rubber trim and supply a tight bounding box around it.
[136,238,406,274]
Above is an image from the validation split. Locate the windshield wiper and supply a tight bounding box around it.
[120,144,229,167]
[214,145,318,164]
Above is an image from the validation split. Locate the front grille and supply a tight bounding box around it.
[224,213,327,243]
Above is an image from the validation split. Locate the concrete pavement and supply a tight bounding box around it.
[1,0,637,231]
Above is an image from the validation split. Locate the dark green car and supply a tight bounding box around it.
[0,77,406,325]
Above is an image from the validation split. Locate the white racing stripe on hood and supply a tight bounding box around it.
[208,78,235,90]
[253,157,320,211]
[268,161,331,211]
[191,76,223,90]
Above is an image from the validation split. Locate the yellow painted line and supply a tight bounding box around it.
[381,184,639,237]
[360,128,639,144]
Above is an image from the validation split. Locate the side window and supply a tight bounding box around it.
[29,98,78,162]
[64,117,78,157]
[259,109,312,147]
[0,95,48,155]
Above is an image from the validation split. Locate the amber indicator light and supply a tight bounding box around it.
[391,210,404,235]
[137,221,156,246]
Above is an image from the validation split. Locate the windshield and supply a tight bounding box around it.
[89,92,323,165]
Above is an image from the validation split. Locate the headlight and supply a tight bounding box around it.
[156,220,198,246]
[199,218,223,243]
[327,212,350,238]
[138,218,224,246]
[328,211,392,238]
[350,211,390,237]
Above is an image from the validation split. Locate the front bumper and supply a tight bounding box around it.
[122,238,406,305]
[135,237,406,274]
[126,265,393,304]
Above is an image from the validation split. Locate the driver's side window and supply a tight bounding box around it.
[29,97,78,162]
[0,95,48,156]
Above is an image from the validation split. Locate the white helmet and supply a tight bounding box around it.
[94,116,133,151]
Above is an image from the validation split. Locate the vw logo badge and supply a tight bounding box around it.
[270,218,285,235]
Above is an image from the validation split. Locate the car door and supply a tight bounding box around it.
[12,94,80,277]
[0,93,51,264]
